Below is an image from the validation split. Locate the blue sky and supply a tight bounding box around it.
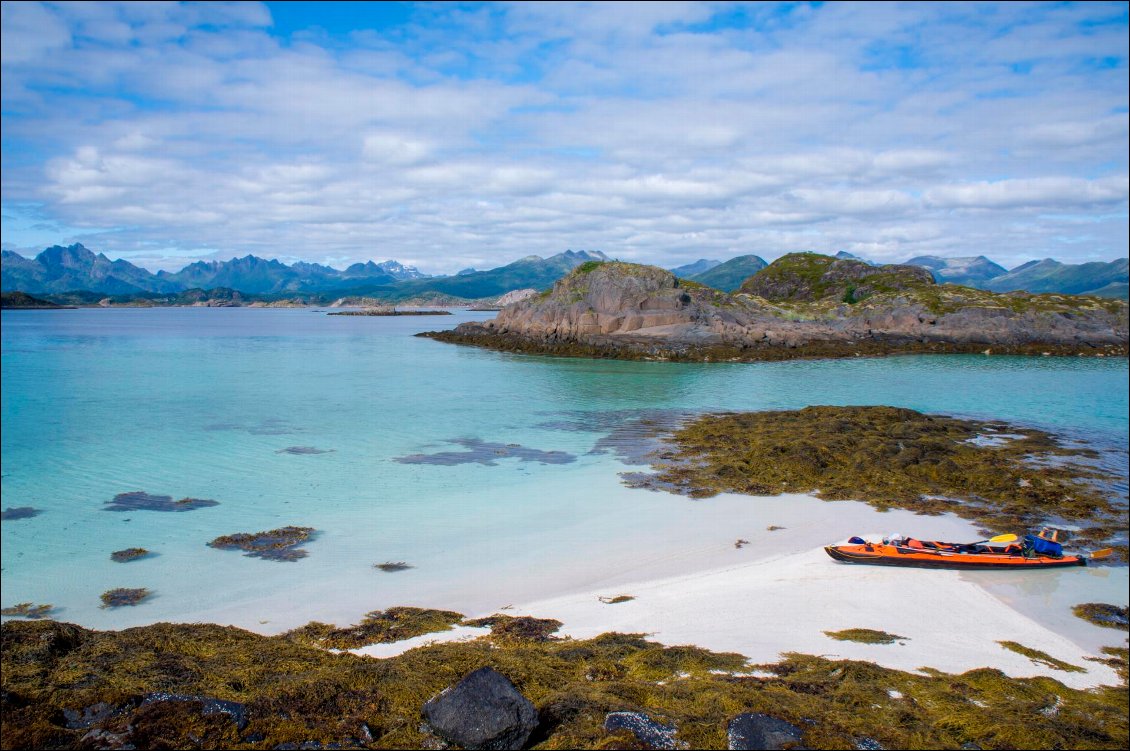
[1,1,1127,273]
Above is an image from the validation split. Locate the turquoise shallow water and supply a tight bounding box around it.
[1,308,1127,632]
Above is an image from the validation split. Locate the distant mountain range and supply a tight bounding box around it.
[2,243,1125,302]
[681,255,768,291]
[1,244,610,303]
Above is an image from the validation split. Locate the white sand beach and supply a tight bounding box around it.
[352,491,1126,691]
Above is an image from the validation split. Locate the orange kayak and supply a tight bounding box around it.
[825,541,1087,569]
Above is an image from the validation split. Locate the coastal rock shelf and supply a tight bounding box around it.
[627,406,1128,560]
[1,618,1125,750]
[420,254,1129,362]
[327,309,451,316]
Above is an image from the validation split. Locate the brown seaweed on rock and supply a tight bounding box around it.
[99,589,151,608]
[207,526,314,562]
[110,548,150,563]
[2,618,1127,751]
[284,607,464,650]
[0,603,55,619]
[1073,603,1130,631]
[633,406,1126,556]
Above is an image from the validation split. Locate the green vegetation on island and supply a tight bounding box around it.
[424,253,1128,362]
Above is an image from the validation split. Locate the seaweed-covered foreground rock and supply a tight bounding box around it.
[422,666,538,750]
[632,406,1126,556]
[421,254,1128,361]
[0,619,1126,750]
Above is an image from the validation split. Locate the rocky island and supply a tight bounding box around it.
[421,253,1128,361]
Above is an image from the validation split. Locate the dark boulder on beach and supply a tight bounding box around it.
[727,713,807,750]
[422,666,538,750]
[604,711,684,749]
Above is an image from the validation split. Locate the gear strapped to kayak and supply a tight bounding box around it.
[825,528,1111,570]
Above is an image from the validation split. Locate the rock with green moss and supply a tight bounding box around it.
[420,253,1128,361]
[739,252,933,302]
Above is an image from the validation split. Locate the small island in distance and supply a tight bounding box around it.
[327,308,452,316]
[422,252,1128,362]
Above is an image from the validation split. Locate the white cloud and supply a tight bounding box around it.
[1,1,1127,273]
[926,177,1129,210]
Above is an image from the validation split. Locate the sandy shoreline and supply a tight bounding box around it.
[355,542,1123,690]
[5,481,1123,690]
[349,494,1126,691]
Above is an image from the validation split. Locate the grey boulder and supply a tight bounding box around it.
[422,666,538,750]
[727,713,807,750]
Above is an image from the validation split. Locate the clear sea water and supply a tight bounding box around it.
[2,308,1127,636]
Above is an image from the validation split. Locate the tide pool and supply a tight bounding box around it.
[2,308,1127,635]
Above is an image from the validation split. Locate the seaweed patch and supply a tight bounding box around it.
[100,588,151,608]
[998,641,1086,673]
[824,628,907,645]
[630,406,1127,559]
[1,619,1127,751]
[285,607,464,649]
[110,548,151,563]
[104,492,219,512]
[1072,603,1129,631]
[1,506,42,521]
[373,561,412,572]
[207,526,315,561]
[0,603,55,619]
[276,446,334,455]
[394,438,575,466]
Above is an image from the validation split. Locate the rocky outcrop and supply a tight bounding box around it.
[739,254,933,302]
[727,713,807,750]
[421,254,1128,361]
[422,667,538,750]
[495,288,538,306]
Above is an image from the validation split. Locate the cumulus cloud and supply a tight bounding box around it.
[1,1,1127,272]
